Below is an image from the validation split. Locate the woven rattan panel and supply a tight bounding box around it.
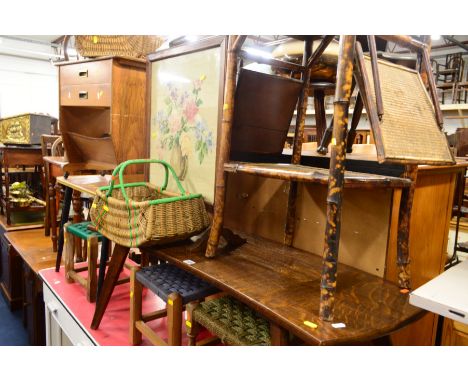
[364,57,454,165]
[193,296,271,346]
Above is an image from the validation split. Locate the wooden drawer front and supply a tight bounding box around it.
[60,84,111,107]
[60,60,111,86]
[43,284,95,346]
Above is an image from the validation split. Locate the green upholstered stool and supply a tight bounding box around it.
[64,221,103,302]
[66,221,103,241]
[186,296,271,346]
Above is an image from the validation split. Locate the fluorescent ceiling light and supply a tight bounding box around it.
[243,47,272,59]
[431,35,441,41]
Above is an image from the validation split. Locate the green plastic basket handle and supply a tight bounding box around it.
[105,159,187,205]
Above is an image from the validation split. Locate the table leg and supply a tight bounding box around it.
[72,190,84,262]
[96,237,110,299]
[55,186,73,272]
[49,176,57,250]
[5,163,11,225]
[91,244,129,330]
[0,162,3,215]
[270,323,288,346]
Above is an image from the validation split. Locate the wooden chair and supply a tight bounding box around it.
[186,296,273,346]
[434,53,464,104]
[129,262,218,346]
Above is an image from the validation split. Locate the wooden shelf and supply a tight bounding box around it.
[224,161,411,188]
[149,232,423,345]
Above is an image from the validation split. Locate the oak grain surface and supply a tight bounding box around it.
[150,233,422,345]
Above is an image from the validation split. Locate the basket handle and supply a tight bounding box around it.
[105,159,187,204]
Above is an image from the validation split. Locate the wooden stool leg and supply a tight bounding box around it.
[130,266,143,345]
[91,244,129,330]
[167,292,183,346]
[96,237,110,299]
[63,223,75,283]
[87,236,98,303]
[72,190,83,262]
[313,89,327,145]
[270,322,288,346]
[186,301,200,346]
[56,186,73,271]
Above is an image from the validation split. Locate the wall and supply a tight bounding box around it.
[0,54,58,119]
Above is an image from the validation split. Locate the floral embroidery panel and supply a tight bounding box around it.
[150,47,222,204]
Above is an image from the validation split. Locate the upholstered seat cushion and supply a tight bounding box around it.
[136,263,218,305]
[66,221,103,241]
[193,296,271,346]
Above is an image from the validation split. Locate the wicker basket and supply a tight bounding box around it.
[75,35,163,59]
[90,159,210,248]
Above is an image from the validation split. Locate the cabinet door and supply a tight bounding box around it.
[43,284,95,346]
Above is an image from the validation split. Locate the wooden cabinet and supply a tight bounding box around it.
[0,228,22,310]
[386,165,465,345]
[442,319,468,345]
[57,56,147,173]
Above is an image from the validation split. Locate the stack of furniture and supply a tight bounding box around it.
[433,53,466,104]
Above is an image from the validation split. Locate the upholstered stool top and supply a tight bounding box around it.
[193,296,271,346]
[66,221,103,241]
[136,263,218,305]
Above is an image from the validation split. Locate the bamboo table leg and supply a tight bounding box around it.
[91,244,129,330]
[320,35,356,321]
[55,186,73,272]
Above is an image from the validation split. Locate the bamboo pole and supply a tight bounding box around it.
[205,35,246,257]
[319,35,356,322]
[396,165,418,289]
[422,47,444,129]
[353,41,385,160]
[367,35,384,119]
[378,35,427,52]
[284,39,313,246]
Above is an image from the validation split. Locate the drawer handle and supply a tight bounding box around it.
[78,70,88,78]
[79,91,88,100]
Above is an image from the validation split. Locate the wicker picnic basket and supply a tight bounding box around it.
[90,159,210,248]
[75,35,163,59]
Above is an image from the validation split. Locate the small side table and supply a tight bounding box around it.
[0,145,45,225]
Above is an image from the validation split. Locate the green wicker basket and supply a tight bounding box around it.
[90,159,210,248]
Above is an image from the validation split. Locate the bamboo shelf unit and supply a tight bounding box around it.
[204,34,455,325]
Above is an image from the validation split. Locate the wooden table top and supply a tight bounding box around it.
[148,233,423,345]
[56,174,144,196]
[5,228,56,274]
